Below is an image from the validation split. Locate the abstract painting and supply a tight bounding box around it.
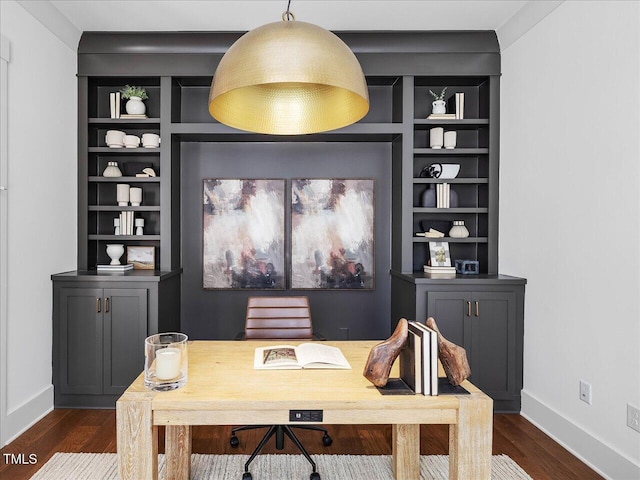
[203,179,285,289]
[291,179,374,289]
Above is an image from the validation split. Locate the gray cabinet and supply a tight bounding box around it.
[391,273,525,412]
[57,287,147,396]
[427,290,517,405]
[52,270,180,407]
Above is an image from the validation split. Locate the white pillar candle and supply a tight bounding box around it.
[155,347,181,380]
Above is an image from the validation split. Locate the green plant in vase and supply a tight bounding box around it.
[429,87,447,114]
[120,85,148,115]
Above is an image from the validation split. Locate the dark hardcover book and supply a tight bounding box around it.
[399,329,421,394]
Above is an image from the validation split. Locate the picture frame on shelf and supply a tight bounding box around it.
[126,246,155,270]
[428,241,451,267]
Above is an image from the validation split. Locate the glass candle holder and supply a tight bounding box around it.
[144,332,188,391]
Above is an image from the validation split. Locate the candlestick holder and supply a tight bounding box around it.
[144,332,188,391]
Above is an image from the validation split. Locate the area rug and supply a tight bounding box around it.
[30,453,532,479]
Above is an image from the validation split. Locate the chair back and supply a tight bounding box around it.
[245,296,313,340]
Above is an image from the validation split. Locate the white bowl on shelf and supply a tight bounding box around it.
[439,164,461,179]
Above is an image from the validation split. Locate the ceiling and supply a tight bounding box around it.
[50,1,528,32]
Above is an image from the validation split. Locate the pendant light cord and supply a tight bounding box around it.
[285,0,293,21]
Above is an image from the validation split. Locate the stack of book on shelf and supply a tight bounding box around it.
[97,263,133,272]
[427,112,456,120]
[120,113,148,119]
[455,92,465,119]
[436,183,450,208]
[119,211,135,235]
[423,265,457,278]
[109,92,121,119]
[399,320,439,395]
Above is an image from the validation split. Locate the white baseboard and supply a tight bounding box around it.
[522,390,640,480]
[2,385,53,447]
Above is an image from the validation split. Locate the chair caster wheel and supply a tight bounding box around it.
[242,472,252,480]
[310,472,321,480]
[230,435,239,447]
[322,433,332,446]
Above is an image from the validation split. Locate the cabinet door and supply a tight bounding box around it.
[426,291,472,349]
[469,292,516,400]
[103,288,148,394]
[58,288,103,394]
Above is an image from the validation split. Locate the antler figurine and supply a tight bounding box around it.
[426,317,471,386]
[363,318,408,387]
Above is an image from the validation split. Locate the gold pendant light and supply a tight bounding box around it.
[208,3,369,135]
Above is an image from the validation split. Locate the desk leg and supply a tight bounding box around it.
[449,395,493,480]
[116,392,158,480]
[166,425,192,480]
[392,424,420,480]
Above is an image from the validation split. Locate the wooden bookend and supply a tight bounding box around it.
[426,316,471,386]
[363,318,408,387]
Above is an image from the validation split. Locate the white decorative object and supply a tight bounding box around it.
[444,131,457,149]
[103,161,122,177]
[114,218,120,235]
[142,167,156,177]
[129,187,143,206]
[124,135,140,148]
[116,184,130,206]
[106,244,125,265]
[142,133,161,148]
[125,96,146,115]
[430,127,444,149]
[105,130,125,148]
[432,99,446,114]
[135,218,144,236]
[449,220,470,238]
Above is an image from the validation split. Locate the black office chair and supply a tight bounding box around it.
[231,296,332,480]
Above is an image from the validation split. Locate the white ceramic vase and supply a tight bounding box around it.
[125,96,146,115]
[449,221,470,238]
[432,100,446,114]
[103,161,122,177]
[106,244,125,265]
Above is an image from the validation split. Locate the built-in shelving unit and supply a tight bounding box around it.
[61,31,526,411]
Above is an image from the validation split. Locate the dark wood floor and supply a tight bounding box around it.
[0,409,603,480]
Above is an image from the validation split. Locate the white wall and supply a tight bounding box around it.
[0,0,77,446]
[500,1,640,478]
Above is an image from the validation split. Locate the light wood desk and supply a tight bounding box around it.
[117,341,492,480]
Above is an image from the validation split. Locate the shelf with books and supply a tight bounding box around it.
[89,235,161,241]
[412,207,488,214]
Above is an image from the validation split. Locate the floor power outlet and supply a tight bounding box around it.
[628,404,640,433]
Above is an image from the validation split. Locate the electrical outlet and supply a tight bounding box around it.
[579,380,592,405]
[628,404,640,433]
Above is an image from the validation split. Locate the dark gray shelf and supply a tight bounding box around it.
[414,119,489,127]
[88,234,161,240]
[413,207,488,214]
[89,176,160,183]
[413,178,488,184]
[88,147,160,154]
[89,117,161,124]
[413,148,489,155]
[88,206,160,211]
[412,236,488,243]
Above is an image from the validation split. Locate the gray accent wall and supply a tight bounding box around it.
[180,142,392,340]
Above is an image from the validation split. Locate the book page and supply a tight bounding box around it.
[254,345,301,369]
[295,343,351,369]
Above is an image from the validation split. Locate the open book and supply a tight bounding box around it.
[254,343,351,370]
